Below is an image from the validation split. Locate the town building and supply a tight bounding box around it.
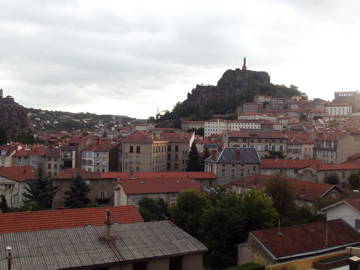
[321,198,360,231]
[0,145,17,167]
[122,131,168,172]
[181,120,205,131]
[0,219,207,269]
[334,91,360,112]
[81,141,119,172]
[44,147,60,178]
[114,177,202,206]
[13,146,46,169]
[224,131,288,158]
[205,147,260,185]
[238,219,360,267]
[325,103,352,116]
[0,166,36,209]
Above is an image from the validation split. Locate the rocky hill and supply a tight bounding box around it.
[157,68,302,126]
[0,98,31,138]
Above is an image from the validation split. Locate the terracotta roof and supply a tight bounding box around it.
[0,206,143,234]
[119,177,202,195]
[318,163,359,171]
[56,168,102,180]
[346,198,360,211]
[122,131,157,143]
[0,166,36,182]
[101,171,217,180]
[251,219,360,260]
[226,174,341,202]
[13,146,47,157]
[160,132,193,143]
[83,142,119,152]
[227,131,287,139]
[261,159,322,169]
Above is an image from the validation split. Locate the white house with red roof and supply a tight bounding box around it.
[321,198,360,231]
[0,166,36,209]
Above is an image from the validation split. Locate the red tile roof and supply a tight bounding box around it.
[122,131,156,143]
[227,131,287,139]
[56,168,102,180]
[226,174,341,202]
[119,177,202,195]
[318,163,360,171]
[101,171,217,180]
[261,159,322,169]
[160,132,193,143]
[0,206,143,234]
[13,146,47,157]
[84,142,119,152]
[0,166,36,182]
[251,219,360,259]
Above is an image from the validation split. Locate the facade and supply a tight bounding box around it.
[44,148,60,178]
[81,141,119,172]
[0,145,16,167]
[114,177,202,206]
[205,119,263,137]
[181,120,205,131]
[59,146,77,170]
[13,147,46,169]
[325,103,352,116]
[122,132,168,172]
[0,166,36,209]
[286,138,314,160]
[0,220,207,270]
[224,131,288,158]
[160,132,194,171]
[205,147,260,185]
[334,91,360,112]
[204,119,228,137]
[260,159,322,178]
[53,169,116,208]
[314,132,360,164]
[321,199,360,231]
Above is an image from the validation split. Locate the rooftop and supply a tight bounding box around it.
[0,206,143,234]
[0,166,36,182]
[0,220,207,269]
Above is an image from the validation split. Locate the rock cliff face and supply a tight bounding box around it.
[164,68,300,122]
[0,100,31,137]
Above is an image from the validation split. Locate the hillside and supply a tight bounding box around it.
[26,108,136,132]
[156,68,302,126]
[0,99,31,138]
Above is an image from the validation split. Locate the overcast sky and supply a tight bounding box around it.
[1,0,360,118]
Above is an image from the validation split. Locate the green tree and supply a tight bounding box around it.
[349,173,360,190]
[170,190,209,238]
[138,198,168,221]
[264,150,285,159]
[0,195,10,213]
[13,130,35,144]
[23,170,58,209]
[324,174,339,185]
[0,128,8,145]
[186,141,202,171]
[265,176,295,221]
[201,146,211,171]
[201,190,278,269]
[64,174,91,208]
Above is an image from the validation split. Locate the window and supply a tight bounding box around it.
[133,261,147,270]
[168,145,171,152]
[136,146,140,153]
[356,219,360,229]
[130,146,134,153]
[54,164,58,170]
[175,145,179,152]
[170,256,182,270]
[48,163,51,169]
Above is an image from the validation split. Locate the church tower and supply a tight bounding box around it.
[242,57,247,71]
[0,88,3,99]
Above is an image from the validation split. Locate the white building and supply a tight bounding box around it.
[325,103,352,116]
[204,119,262,137]
[321,198,360,231]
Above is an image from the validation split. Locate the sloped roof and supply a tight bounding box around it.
[321,198,360,213]
[227,131,287,139]
[261,159,322,169]
[56,168,102,180]
[101,171,217,180]
[0,166,36,182]
[0,221,207,269]
[119,177,202,195]
[0,206,143,234]
[225,174,341,202]
[83,142,119,152]
[251,219,360,260]
[160,132,193,143]
[318,163,360,171]
[208,147,260,164]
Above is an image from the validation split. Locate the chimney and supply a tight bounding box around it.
[104,209,112,241]
[6,246,12,270]
[235,149,241,161]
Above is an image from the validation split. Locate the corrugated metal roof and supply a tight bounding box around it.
[0,221,207,270]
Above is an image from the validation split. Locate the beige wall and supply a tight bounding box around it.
[167,142,190,171]
[122,141,168,172]
[0,177,26,209]
[182,253,204,270]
